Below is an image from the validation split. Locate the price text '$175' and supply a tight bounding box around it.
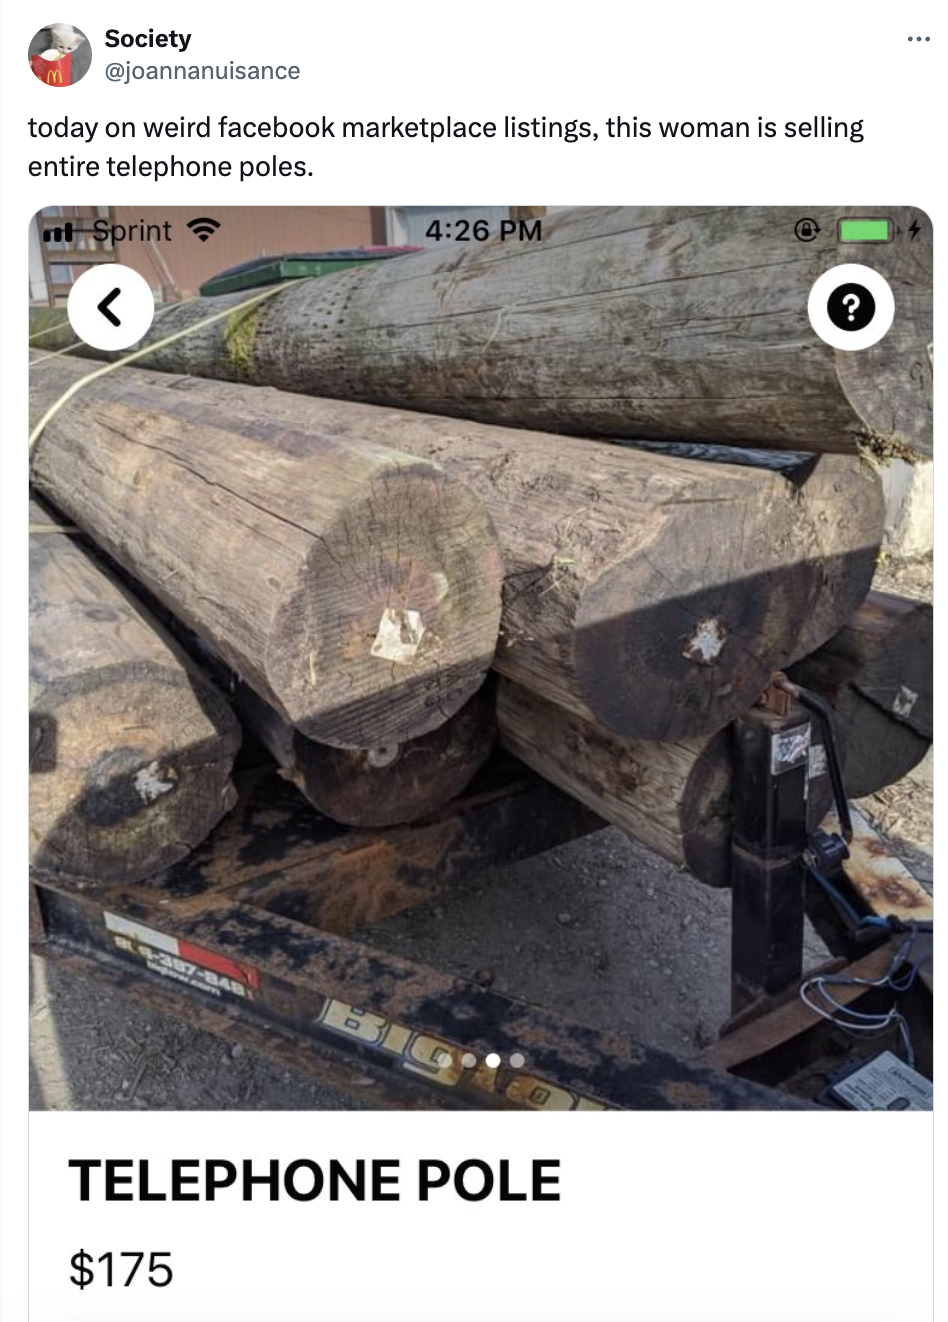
[70,1250,173,1289]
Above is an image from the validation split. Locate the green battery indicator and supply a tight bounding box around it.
[838,217,894,243]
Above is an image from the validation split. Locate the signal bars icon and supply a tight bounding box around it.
[186,217,222,243]
[42,221,75,243]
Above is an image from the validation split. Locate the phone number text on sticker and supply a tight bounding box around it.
[104,912,259,1000]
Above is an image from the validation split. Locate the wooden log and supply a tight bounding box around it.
[497,681,731,885]
[84,584,497,829]
[29,501,241,884]
[789,591,932,797]
[29,354,503,749]
[41,362,876,742]
[794,591,933,738]
[770,452,884,663]
[619,441,885,663]
[102,206,932,457]
[495,680,835,888]
[233,679,496,827]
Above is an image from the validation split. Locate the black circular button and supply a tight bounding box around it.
[826,282,876,332]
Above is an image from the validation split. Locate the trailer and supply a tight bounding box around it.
[30,726,933,1113]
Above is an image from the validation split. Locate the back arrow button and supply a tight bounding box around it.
[97,287,122,327]
[67,264,154,351]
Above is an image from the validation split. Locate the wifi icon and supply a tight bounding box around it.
[186,216,222,243]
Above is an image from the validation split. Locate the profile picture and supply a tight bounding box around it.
[28,22,90,87]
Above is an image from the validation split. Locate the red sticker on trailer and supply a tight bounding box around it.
[177,938,261,990]
[103,912,260,999]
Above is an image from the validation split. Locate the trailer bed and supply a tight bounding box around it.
[31,758,930,1111]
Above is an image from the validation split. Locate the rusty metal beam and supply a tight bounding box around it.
[104,760,604,935]
[229,764,605,934]
[830,806,933,924]
[34,877,811,1112]
[703,941,903,1072]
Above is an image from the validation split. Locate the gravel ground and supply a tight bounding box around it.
[30,560,932,1111]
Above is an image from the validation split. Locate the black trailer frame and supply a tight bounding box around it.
[30,755,932,1112]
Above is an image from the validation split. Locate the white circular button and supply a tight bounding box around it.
[807,263,895,351]
[67,264,155,351]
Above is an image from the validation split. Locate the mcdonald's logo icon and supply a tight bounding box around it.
[31,49,72,87]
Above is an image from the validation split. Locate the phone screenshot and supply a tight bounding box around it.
[4,9,939,1322]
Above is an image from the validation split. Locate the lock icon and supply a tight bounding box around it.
[794,217,821,242]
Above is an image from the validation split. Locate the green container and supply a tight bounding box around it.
[200,248,420,297]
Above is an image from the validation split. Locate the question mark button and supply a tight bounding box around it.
[827,282,875,332]
[807,264,895,351]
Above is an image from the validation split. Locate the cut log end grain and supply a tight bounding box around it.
[255,682,497,827]
[30,672,238,883]
[612,445,886,671]
[829,688,930,800]
[268,467,502,747]
[29,506,240,884]
[789,590,933,797]
[830,591,931,738]
[572,486,822,741]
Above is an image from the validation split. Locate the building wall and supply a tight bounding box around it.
[112,206,383,298]
[28,217,49,304]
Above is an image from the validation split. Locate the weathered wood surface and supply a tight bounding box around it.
[789,591,932,797]
[234,679,496,827]
[497,680,732,886]
[779,451,885,663]
[29,501,241,884]
[29,353,503,749]
[496,680,835,888]
[96,207,932,456]
[621,442,885,663]
[53,364,873,742]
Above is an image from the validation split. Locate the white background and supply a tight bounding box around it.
[2,2,939,1318]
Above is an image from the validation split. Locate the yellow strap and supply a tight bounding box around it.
[28,283,288,454]
[29,522,78,533]
[28,295,198,348]
[28,319,71,343]
[29,302,189,370]
[29,341,82,367]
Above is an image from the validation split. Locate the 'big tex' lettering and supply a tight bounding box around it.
[316,998,606,1111]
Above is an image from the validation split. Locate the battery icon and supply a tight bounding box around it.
[838,217,894,243]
